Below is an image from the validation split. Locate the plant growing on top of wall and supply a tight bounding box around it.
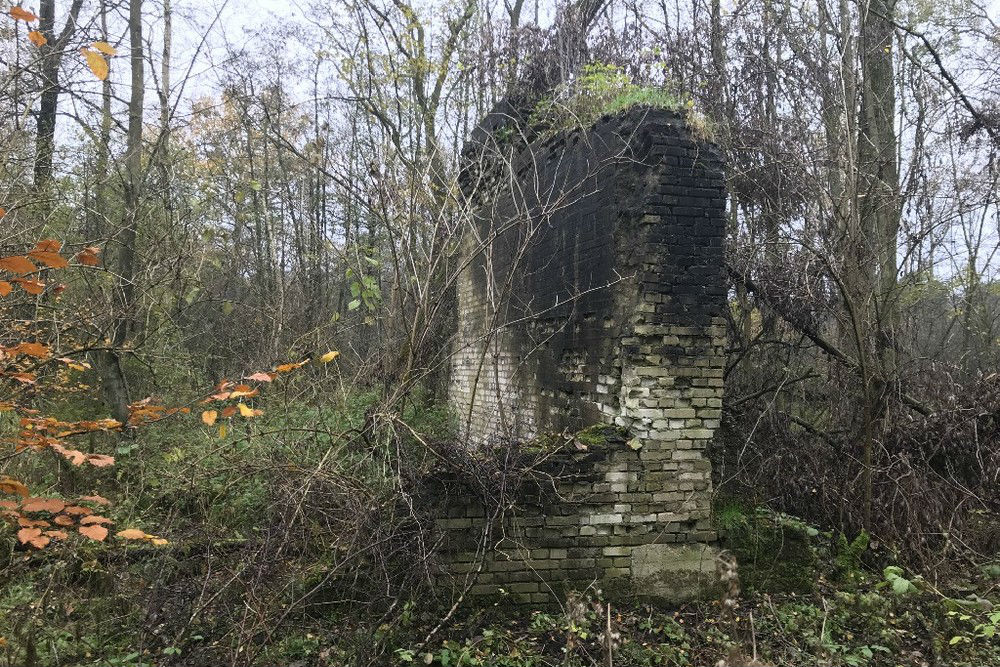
[528,63,712,140]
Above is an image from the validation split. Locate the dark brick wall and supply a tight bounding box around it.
[444,106,727,602]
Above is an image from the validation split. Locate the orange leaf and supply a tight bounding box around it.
[12,278,45,294]
[12,342,48,358]
[0,207,5,218]
[74,246,101,266]
[17,526,41,544]
[35,239,60,252]
[81,48,109,80]
[0,478,29,497]
[220,405,237,418]
[80,515,112,525]
[27,250,68,269]
[0,281,11,296]
[78,524,108,541]
[244,371,274,382]
[27,30,46,47]
[0,256,36,274]
[201,410,218,426]
[79,494,111,506]
[8,371,37,384]
[86,454,115,467]
[275,360,308,373]
[116,528,146,540]
[9,6,38,21]
[21,497,65,513]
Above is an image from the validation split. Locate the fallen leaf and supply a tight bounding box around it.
[237,403,254,418]
[116,528,146,540]
[79,494,111,506]
[201,410,218,426]
[21,497,65,513]
[79,524,108,541]
[319,350,340,363]
[85,454,115,467]
[0,478,29,497]
[244,371,274,382]
[0,282,11,296]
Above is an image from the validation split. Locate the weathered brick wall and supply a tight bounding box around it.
[443,106,727,603]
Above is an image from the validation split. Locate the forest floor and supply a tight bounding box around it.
[2,391,999,666]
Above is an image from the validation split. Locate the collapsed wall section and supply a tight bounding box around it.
[443,106,727,602]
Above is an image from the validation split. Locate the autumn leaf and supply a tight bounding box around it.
[0,281,11,297]
[79,494,111,506]
[0,477,29,497]
[237,403,255,418]
[13,342,48,358]
[275,360,308,373]
[79,524,108,541]
[27,249,68,269]
[12,278,45,295]
[201,410,218,426]
[18,527,49,548]
[9,6,38,21]
[150,537,169,546]
[218,424,227,439]
[85,454,114,467]
[319,350,340,363]
[244,371,274,382]
[116,528,146,540]
[81,48,109,80]
[74,246,101,266]
[21,497,66,513]
[27,30,46,46]
[91,41,117,55]
[220,405,237,418]
[0,256,37,274]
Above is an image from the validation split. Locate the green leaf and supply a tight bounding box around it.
[950,635,965,645]
[348,299,361,311]
[222,301,234,316]
[892,576,911,595]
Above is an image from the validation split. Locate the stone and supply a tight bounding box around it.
[630,543,723,602]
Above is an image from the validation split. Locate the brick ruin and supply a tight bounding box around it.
[438,106,727,603]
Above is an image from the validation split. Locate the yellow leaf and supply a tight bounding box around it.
[150,537,169,546]
[237,403,254,418]
[201,410,218,426]
[319,350,340,363]
[81,48,109,81]
[27,30,46,47]
[218,424,227,439]
[91,41,117,56]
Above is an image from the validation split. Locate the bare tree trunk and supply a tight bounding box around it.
[98,0,145,425]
